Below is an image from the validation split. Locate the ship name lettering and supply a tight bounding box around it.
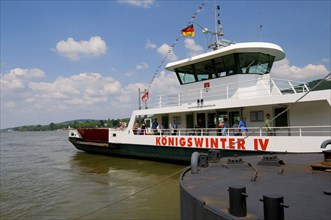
[254,138,269,151]
[155,137,254,150]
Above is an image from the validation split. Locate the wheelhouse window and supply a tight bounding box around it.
[239,53,275,74]
[178,72,196,84]
[177,64,196,84]
[175,52,276,85]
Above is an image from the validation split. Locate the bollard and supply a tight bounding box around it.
[191,152,200,174]
[228,185,248,217]
[260,194,289,220]
[209,150,220,163]
[198,153,209,168]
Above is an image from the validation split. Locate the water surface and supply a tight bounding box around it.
[0,131,185,219]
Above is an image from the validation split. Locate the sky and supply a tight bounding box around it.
[1,0,330,129]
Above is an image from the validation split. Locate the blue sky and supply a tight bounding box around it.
[1,0,330,128]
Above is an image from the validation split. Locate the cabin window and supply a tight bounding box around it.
[176,64,197,84]
[178,72,196,84]
[195,59,215,80]
[239,53,275,74]
[214,57,226,77]
[223,54,236,76]
[175,52,275,85]
[250,111,264,122]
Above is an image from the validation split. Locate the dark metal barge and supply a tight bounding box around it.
[180,151,331,219]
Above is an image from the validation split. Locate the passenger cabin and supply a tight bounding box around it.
[129,42,330,137]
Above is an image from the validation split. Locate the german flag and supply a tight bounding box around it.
[181,24,195,37]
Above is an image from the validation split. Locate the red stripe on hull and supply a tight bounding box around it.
[77,128,109,143]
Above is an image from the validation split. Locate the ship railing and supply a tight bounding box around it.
[146,78,309,109]
[270,78,310,94]
[131,125,330,137]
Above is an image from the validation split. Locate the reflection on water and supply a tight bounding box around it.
[1,131,186,220]
[71,152,185,175]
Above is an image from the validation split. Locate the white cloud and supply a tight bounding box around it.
[0,66,182,128]
[322,58,330,63]
[125,71,134,77]
[157,44,178,62]
[0,67,155,128]
[149,70,179,95]
[25,72,121,104]
[55,36,107,61]
[271,58,329,82]
[184,38,204,57]
[136,62,149,70]
[0,68,45,90]
[117,0,156,8]
[145,39,157,49]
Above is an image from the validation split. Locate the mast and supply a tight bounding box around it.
[214,0,219,49]
[204,0,227,50]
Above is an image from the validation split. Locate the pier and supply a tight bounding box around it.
[180,151,331,219]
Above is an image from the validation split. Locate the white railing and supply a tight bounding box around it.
[270,78,310,94]
[129,125,330,137]
[145,78,309,109]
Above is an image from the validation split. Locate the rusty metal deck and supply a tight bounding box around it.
[180,153,331,220]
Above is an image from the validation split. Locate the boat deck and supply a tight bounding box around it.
[180,153,331,220]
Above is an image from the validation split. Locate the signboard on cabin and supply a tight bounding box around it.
[204,82,210,92]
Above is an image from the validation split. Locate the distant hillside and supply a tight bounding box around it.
[307,78,331,90]
[61,119,100,124]
[3,118,129,132]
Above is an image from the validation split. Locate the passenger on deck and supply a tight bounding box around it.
[195,118,204,135]
[221,118,229,136]
[265,114,273,136]
[232,120,240,136]
[152,118,159,134]
[239,117,248,136]
[157,122,164,135]
[218,120,224,136]
[118,121,125,130]
[170,120,178,135]
[139,123,146,135]
[133,122,138,135]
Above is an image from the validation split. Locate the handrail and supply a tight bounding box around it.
[145,78,309,109]
[122,125,331,137]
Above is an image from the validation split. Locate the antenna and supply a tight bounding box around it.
[214,0,219,49]
[200,0,229,50]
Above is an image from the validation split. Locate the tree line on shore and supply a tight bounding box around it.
[6,118,130,132]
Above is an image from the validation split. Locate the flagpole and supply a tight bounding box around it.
[214,0,219,49]
[144,89,147,109]
[138,89,141,110]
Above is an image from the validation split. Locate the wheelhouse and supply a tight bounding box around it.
[165,42,286,85]
[175,52,276,85]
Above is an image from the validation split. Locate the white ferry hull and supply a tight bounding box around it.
[69,129,331,162]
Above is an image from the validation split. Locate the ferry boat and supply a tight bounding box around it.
[68,7,331,163]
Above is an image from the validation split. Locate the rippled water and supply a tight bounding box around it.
[0,131,186,219]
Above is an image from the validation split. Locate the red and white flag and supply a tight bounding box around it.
[141,90,149,102]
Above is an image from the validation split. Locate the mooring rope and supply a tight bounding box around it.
[270,72,331,124]
[72,166,188,220]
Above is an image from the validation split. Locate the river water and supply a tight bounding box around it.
[0,131,186,220]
